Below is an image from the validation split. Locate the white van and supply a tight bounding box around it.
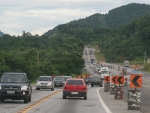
[100,67,110,79]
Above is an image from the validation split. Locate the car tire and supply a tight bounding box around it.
[0,99,4,102]
[36,88,40,90]
[29,94,31,102]
[24,94,29,103]
[84,95,87,100]
[91,84,93,87]
[51,87,54,91]
[63,95,66,99]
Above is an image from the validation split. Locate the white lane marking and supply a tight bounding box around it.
[97,88,112,113]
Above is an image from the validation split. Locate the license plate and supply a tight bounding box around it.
[56,84,60,85]
[7,91,15,94]
[71,92,78,94]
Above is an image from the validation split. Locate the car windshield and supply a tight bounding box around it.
[1,74,26,83]
[67,80,83,85]
[101,71,109,74]
[54,77,65,81]
[38,77,52,81]
[63,76,72,81]
[93,78,100,80]
[87,77,94,80]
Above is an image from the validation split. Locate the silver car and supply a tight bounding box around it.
[36,76,54,90]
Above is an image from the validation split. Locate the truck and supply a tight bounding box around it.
[90,58,94,64]
[100,67,110,79]
[89,50,92,54]
[124,60,129,67]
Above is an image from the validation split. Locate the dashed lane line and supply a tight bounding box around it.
[16,90,62,113]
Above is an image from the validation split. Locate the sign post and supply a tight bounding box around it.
[114,76,124,99]
[128,74,142,110]
[104,76,110,92]
[110,76,116,94]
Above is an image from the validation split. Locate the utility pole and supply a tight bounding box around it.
[144,52,146,64]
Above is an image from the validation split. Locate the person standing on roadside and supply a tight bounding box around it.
[118,65,120,71]
[124,67,127,75]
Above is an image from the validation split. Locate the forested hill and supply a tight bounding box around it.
[0,31,4,37]
[43,3,150,36]
[105,3,150,27]
[42,14,150,63]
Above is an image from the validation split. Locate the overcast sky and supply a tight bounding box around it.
[0,0,150,36]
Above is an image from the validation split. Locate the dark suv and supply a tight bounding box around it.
[0,72,32,103]
[90,77,103,87]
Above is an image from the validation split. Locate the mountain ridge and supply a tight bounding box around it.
[43,3,150,36]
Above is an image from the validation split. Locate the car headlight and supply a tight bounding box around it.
[21,86,28,90]
[47,82,52,85]
[36,82,41,85]
[0,86,1,90]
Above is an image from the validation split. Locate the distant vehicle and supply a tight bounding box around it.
[130,69,140,74]
[36,76,54,90]
[90,77,103,87]
[62,76,72,81]
[63,78,87,100]
[84,76,94,85]
[89,50,92,54]
[91,58,95,63]
[95,67,100,73]
[100,67,110,79]
[53,76,65,87]
[124,60,129,67]
[0,72,32,103]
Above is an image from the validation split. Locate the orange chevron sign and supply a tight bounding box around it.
[130,74,142,88]
[104,76,110,82]
[111,76,117,84]
[116,76,124,84]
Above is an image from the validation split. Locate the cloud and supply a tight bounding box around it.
[0,0,150,36]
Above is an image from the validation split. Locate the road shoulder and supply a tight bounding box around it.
[98,88,142,113]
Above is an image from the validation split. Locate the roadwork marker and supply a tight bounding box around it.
[116,76,124,84]
[104,76,110,83]
[130,74,142,88]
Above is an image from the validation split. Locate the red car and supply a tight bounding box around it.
[63,78,87,100]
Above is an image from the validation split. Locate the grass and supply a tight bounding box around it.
[31,81,36,85]
[93,45,105,62]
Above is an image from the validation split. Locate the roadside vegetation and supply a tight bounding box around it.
[1,3,150,80]
[93,45,105,62]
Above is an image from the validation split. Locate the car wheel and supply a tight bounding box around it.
[100,84,103,87]
[36,88,40,90]
[0,99,4,102]
[84,95,87,100]
[28,94,31,102]
[91,84,93,87]
[63,95,66,99]
[24,94,29,103]
[51,87,54,91]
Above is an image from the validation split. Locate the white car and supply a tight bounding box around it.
[36,76,54,90]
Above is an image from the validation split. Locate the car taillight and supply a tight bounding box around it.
[64,85,67,89]
[82,86,87,90]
